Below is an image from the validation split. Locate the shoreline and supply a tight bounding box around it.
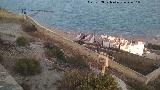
[37,17,159,44]
[1,8,159,45]
[49,26,160,45]
[26,13,160,44]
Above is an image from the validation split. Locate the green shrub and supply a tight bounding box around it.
[15,58,41,76]
[57,69,119,90]
[16,36,29,46]
[45,43,66,61]
[77,74,119,90]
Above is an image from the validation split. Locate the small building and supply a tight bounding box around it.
[120,41,145,56]
[84,35,95,43]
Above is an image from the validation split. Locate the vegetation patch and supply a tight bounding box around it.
[45,42,89,68]
[147,43,160,50]
[16,36,29,46]
[45,42,66,61]
[14,58,41,76]
[107,50,158,75]
[66,55,89,68]
[57,69,119,90]
[21,22,37,32]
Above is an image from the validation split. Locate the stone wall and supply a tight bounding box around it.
[0,64,23,90]
[146,67,160,84]
[109,59,147,83]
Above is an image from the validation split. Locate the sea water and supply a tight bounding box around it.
[0,0,160,37]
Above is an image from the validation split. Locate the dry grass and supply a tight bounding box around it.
[108,50,159,75]
[0,8,23,23]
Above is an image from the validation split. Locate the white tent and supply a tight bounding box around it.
[89,35,95,43]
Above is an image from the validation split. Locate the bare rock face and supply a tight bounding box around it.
[0,64,23,90]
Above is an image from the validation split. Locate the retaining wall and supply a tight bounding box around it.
[109,59,147,83]
[146,67,160,84]
[0,64,23,90]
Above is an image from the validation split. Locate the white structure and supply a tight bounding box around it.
[75,34,82,40]
[120,41,145,56]
[103,41,110,47]
[76,34,145,56]
[101,35,145,56]
[84,35,95,43]
[89,35,95,43]
[75,33,95,44]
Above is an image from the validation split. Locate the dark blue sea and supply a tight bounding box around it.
[0,0,160,37]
